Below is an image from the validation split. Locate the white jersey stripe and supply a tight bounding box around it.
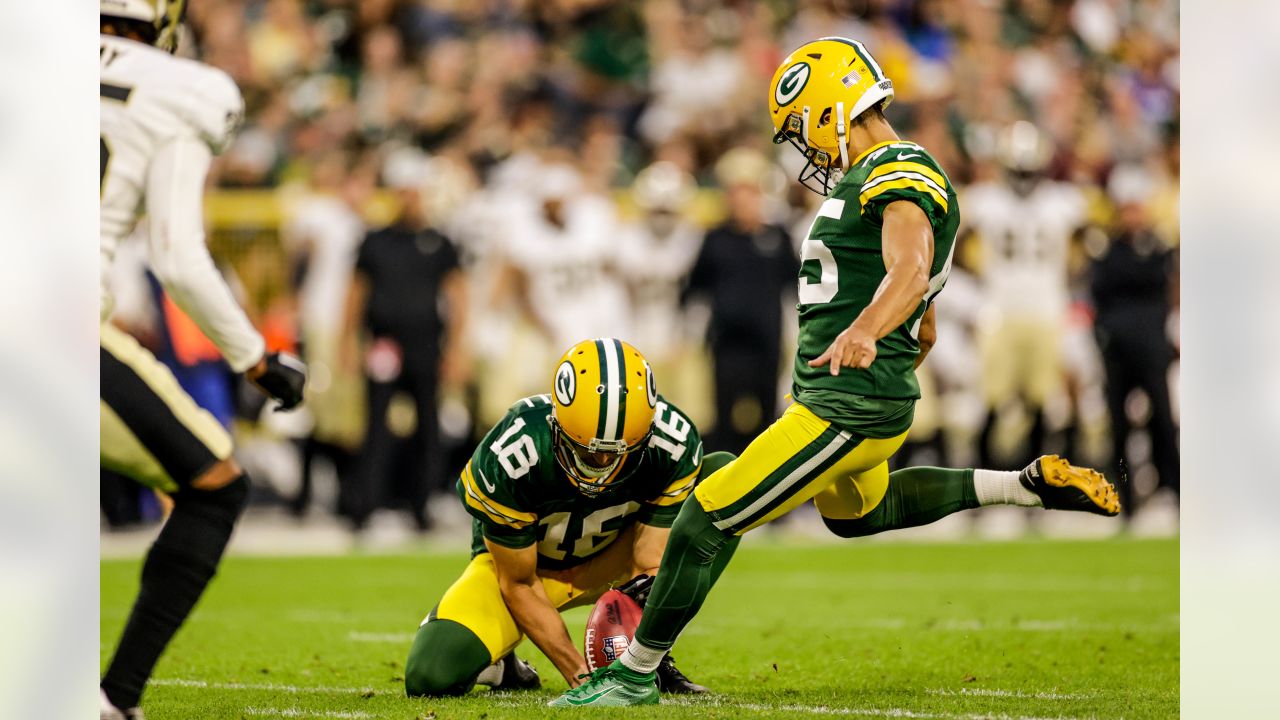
[860,170,947,199]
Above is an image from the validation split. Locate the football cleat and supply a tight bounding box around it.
[490,652,540,692]
[656,654,707,694]
[1019,455,1121,516]
[100,689,145,720]
[547,663,659,707]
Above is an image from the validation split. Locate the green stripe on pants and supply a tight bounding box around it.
[708,426,856,534]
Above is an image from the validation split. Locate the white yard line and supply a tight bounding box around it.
[660,696,1100,717]
[150,678,373,695]
[928,688,1096,701]
[661,698,1099,720]
[243,708,372,719]
[498,695,1100,720]
[155,678,1104,720]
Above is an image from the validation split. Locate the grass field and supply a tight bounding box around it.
[101,537,1178,719]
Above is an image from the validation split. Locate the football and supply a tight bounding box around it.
[583,588,644,671]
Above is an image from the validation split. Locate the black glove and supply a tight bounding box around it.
[248,351,307,411]
[616,573,655,608]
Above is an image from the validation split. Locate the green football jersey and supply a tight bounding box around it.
[792,140,960,437]
[457,393,703,571]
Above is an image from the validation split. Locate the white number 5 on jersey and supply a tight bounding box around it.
[798,199,845,305]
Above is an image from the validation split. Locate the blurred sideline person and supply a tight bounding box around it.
[492,162,631,357]
[404,340,725,697]
[284,150,376,515]
[616,162,704,416]
[964,122,1087,469]
[555,38,1120,707]
[341,152,469,532]
[685,148,798,454]
[926,230,986,467]
[99,3,307,718]
[1090,166,1179,515]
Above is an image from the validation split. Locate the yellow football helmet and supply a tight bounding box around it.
[549,338,657,496]
[101,0,187,53]
[769,37,895,195]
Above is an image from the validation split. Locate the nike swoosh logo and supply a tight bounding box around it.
[478,467,496,494]
[568,686,619,705]
[898,152,922,160]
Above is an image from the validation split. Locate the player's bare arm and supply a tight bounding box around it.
[809,200,934,375]
[486,539,589,687]
[630,523,670,577]
[914,304,937,369]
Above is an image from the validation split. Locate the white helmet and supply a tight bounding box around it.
[101,0,187,53]
[632,161,694,212]
[996,121,1053,174]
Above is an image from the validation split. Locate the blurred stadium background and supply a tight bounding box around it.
[100,0,1179,552]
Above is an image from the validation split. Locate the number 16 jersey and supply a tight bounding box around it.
[457,394,703,570]
[792,141,960,437]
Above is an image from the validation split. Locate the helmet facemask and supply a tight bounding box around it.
[100,0,186,53]
[548,415,652,497]
[772,104,850,196]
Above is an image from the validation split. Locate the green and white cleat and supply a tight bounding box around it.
[1020,454,1121,516]
[548,662,659,707]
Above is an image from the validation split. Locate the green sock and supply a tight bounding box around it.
[404,616,493,696]
[822,466,979,538]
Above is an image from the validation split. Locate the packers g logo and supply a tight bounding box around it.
[554,361,576,406]
[644,362,657,408]
[775,62,811,106]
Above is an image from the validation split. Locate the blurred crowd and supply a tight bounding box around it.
[101,0,1179,532]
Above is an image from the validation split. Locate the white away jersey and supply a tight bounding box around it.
[99,34,244,318]
[500,194,631,350]
[615,221,702,358]
[962,180,1086,319]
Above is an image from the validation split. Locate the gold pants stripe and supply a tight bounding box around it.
[100,322,233,492]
